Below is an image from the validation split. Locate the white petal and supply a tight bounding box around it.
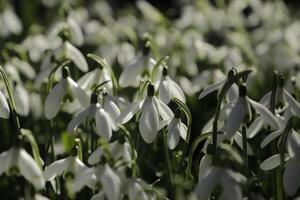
[0,90,10,119]
[194,167,219,200]
[14,84,30,116]
[227,84,239,103]
[67,78,89,108]
[44,158,68,180]
[246,116,264,138]
[179,121,187,141]
[0,150,9,175]
[284,89,300,117]
[103,96,120,123]
[119,54,144,88]
[18,149,45,190]
[287,131,300,159]
[198,79,225,99]
[77,69,97,89]
[259,91,271,106]
[67,17,84,46]
[67,107,92,133]
[153,97,173,120]
[260,154,288,171]
[283,160,300,196]
[73,168,96,192]
[223,97,247,138]
[139,97,159,143]
[169,77,186,103]
[117,100,143,124]
[95,108,112,140]
[167,118,180,150]
[248,98,280,130]
[3,9,22,34]
[221,182,242,200]
[44,80,65,119]
[198,154,212,179]
[100,164,121,200]
[88,147,103,165]
[260,129,283,148]
[158,79,171,104]
[233,132,254,155]
[90,191,105,200]
[65,41,88,72]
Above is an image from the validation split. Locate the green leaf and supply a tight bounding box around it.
[61,131,76,153]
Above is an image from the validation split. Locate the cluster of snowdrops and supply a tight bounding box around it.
[1,0,300,199]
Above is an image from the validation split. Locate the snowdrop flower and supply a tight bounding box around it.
[67,93,117,140]
[0,147,45,190]
[44,66,89,119]
[14,83,30,116]
[166,109,187,150]
[194,166,246,200]
[158,67,186,104]
[0,7,22,38]
[119,45,156,88]
[0,90,10,119]
[72,163,121,200]
[78,67,113,95]
[223,85,280,138]
[44,149,87,181]
[118,84,173,143]
[283,131,300,196]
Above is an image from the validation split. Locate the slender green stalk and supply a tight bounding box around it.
[242,125,249,176]
[163,129,173,186]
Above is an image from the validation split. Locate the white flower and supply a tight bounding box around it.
[73,164,121,200]
[0,8,22,37]
[78,67,113,94]
[14,83,30,117]
[283,131,300,196]
[0,90,10,119]
[118,84,173,143]
[166,109,187,150]
[67,93,117,140]
[223,85,280,138]
[194,166,246,200]
[119,46,156,88]
[158,67,186,104]
[44,154,87,181]
[0,147,45,190]
[44,67,89,119]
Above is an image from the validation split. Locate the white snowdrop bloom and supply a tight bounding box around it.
[119,45,156,88]
[44,66,89,119]
[194,166,246,200]
[118,84,174,143]
[9,57,36,80]
[198,69,238,100]
[0,8,22,37]
[22,33,50,62]
[0,90,10,119]
[283,131,300,196]
[166,109,187,150]
[44,153,87,181]
[158,67,186,104]
[78,67,113,94]
[223,85,280,139]
[0,147,45,190]
[67,93,117,140]
[73,164,121,200]
[14,83,30,117]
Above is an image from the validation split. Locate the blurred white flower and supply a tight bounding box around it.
[158,67,185,104]
[0,90,10,119]
[119,46,156,88]
[0,8,22,37]
[14,83,30,117]
[0,147,45,190]
[44,67,89,119]
[118,84,173,143]
[194,166,246,200]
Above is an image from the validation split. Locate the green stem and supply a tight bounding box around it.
[163,130,173,186]
[242,125,249,176]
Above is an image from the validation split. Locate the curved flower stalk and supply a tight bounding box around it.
[223,85,280,139]
[158,67,186,104]
[118,84,173,143]
[194,166,246,200]
[44,66,89,119]
[0,89,10,119]
[0,146,45,190]
[119,44,156,88]
[67,93,118,140]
